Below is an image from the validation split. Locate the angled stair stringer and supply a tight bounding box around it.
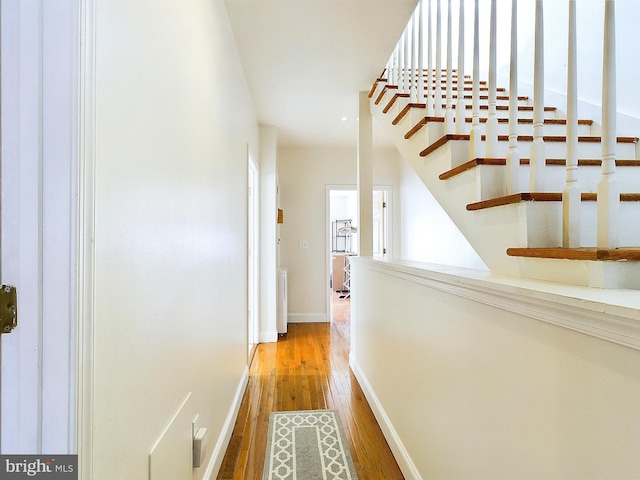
[370,81,640,289]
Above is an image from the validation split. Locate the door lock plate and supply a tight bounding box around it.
[0,284,17,334]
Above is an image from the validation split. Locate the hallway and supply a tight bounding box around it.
[217,292,404,479]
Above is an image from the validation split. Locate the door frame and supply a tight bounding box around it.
[325,185,392,320]
[247,148,260,363]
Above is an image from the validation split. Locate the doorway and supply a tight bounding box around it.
[326,186,391,320]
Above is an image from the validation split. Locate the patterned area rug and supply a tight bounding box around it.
[262,409,358,480]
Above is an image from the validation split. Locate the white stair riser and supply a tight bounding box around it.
[492,138,637,160]
[517,201,640,247]
[513,257,640,289]
[436,135,637,163]
[577,202,640,247]
[444,136,638,166]
[474,164,640,198]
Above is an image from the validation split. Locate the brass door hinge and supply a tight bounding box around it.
[1,285,17,334]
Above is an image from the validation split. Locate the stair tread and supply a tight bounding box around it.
[404,116,593,138]
[467,192,640,211]
[374,85,398,105]
[420,133,639,157]
[382,93,410,113]
[506,247,640,261]
[440,158,640,180]
[368,79,387,98]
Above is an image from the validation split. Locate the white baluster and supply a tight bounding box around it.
[563,0,581,248]
[427,0,433,115]
[506,0,519,193]
[485,0,498,157]
[444,0,454,132]
[392,44,399,85]
[529,0,546,191]
[399,29,406,91]
[418,0,425,104]
[469,0,481,159]
[404,25,411,94]
[412,8,419,102]
[435,0,443,116]
[597,0,620,249]
[455,0,465,134]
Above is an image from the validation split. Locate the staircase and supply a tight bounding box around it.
[369,74,640,289]
[367,0,640,290]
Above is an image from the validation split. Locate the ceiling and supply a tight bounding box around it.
[224,0,418,148]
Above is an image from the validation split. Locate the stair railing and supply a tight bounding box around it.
[382,0,623,251]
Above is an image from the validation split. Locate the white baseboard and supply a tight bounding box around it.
[349,353,423,480]
[260,330,278,343]
[287,313,328,323]
[205,366,249,479]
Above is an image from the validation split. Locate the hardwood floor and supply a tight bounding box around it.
[216,291,404,479]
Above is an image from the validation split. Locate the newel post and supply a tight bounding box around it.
[358,92,374,257]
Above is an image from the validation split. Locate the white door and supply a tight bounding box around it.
[1,0,78,454]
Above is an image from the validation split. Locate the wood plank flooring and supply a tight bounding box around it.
[216,292,404,479]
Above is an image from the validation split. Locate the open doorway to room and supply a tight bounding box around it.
[326,186,391,321]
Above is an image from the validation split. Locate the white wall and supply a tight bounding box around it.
[86,0,258,478]
[398,158,487,269]
[351,258,640,480]
[278,146,402,321]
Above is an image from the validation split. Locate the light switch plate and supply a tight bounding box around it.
[299,240,309,249]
